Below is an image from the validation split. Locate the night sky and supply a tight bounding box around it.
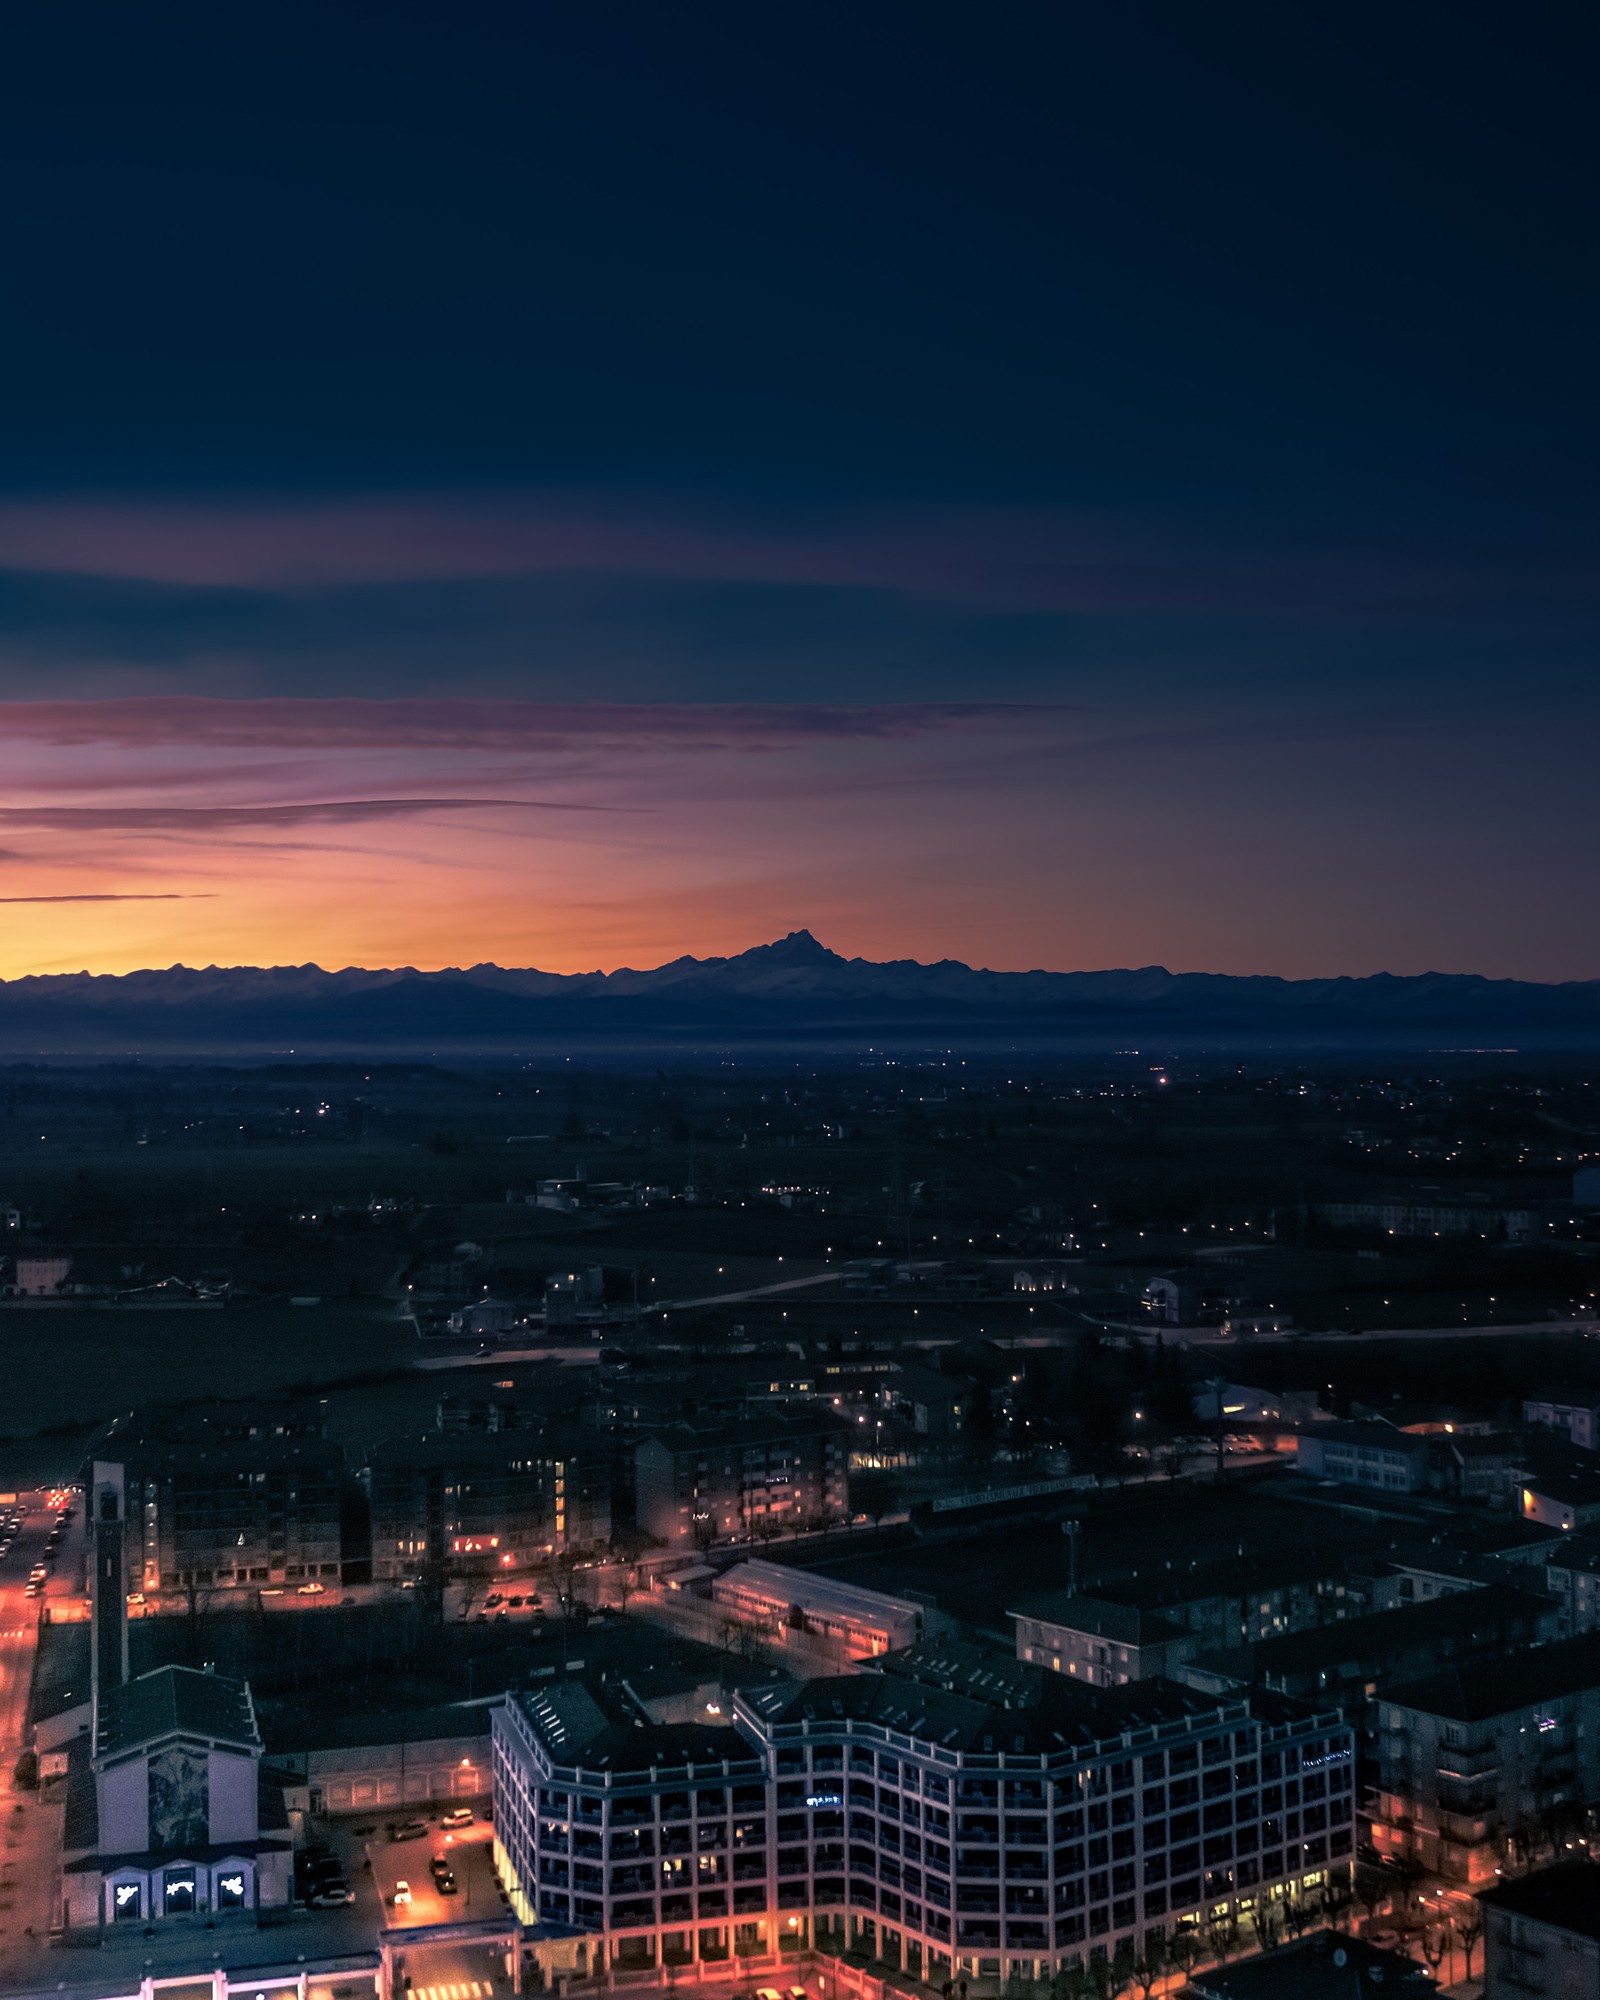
[0,4,1595,979]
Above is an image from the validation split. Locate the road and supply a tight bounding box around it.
[0,1486,81,1964]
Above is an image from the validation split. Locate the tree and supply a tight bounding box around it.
[1166,1925,1201,1982]
[1321,1873,1354,1932]
[1281,1896,1317,1943]
[1129,1936,1165,2000]
[1204,1912,1239,1965]
[1419,1928,1446,1986]
[1242,1897,1281,1954]
[1353,1864,1389,1928]
[1455,1908,1484,1984]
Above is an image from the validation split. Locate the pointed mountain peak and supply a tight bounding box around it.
[740,929,842,966]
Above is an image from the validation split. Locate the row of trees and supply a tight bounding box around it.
[992,1868,1484,2000]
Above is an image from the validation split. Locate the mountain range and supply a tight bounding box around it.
[0,931,1596,1054]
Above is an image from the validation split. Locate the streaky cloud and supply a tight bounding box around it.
[0,892,214,903]
[0,796,635,830]
[0,697,1064,750]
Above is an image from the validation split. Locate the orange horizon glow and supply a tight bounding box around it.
[0,695,1586,985]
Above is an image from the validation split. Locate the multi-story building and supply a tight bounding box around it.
[102,1436,346,1596]
[634,1415,847,1548]
[1183,1583,1561,1706]
[492,1663,1355,1986]
[1012,1545,1386,1688]
[368,1429,610,1584]
[1292,1422,1430,1494]
[1480,1861,1600,2000]
[1371,1632,1600,1886]
[1010,1596,1193,1687]
[1538,1529,1600,1637]
[1524,1395,1600,1453]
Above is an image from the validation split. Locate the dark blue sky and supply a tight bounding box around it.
[0,3,1594,977]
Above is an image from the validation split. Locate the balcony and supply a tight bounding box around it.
[1436,1745,1501,1780]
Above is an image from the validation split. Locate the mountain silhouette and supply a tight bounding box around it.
[0,935,1594,1052]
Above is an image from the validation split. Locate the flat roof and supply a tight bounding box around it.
[1479,1861,1600,1942]
[1383,1630,1600,1722]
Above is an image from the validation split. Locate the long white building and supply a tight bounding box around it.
[491,1660,1354,1986]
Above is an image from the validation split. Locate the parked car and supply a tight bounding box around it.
[392,1880,412,1907]
[308,1884,355,1909]
[431,1863,458,1896]
[392,1819,429,1842]
[439,1807,475,1829]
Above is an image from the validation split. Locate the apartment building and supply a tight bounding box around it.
[1480,1862,1600,2000]
[1524,1395,1600,1453]
[634,1415,848,1548]
[368,1429,610,1584]
[1538,1530,1600,1637]
[106,1436,345,1595]
[1012,1546,1383,1689]
[1183,1583,1561,1705]
[1371,1632,1600,1886]
[492,1663,1355,1986]
[1010,1595,1192,1687]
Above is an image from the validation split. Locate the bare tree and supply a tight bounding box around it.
[1455,1908,1484,1985]
[1204,1912,1240,1966]
[1129,1936,1165,2000]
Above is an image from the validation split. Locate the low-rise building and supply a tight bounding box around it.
[1292,1421,1431,1493]
[1521,1466,1600,1533]
[1010,1594,1193,1687]
[1480,1861,1600,2000]
[712,1560,924,1661]
[1371,1632,1600,1886]
[60,1664,292,1930]
[1525,1394,1600,1454]
[1185,1929,1434,2000]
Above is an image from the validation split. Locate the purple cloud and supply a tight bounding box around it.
[0,796,635,830]
[0,697,1060,750]
[0,495,1578,617]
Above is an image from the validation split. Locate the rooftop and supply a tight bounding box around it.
[1478,1861,1600,1943]
[1295,1419,1428,1454]
[512,1681,757,1776]
[741,1670,1319,1760]
[715,1558,924,1623]
[1383,1630,1600,1722]
[94,1665,260,1764]
[1008,1590,1186,1647]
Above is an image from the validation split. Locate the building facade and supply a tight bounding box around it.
[712,1561,925,1662]
[1292,1422,1430,1494]
[1010,1595,1192,1687]
[105,1438,345,1596]
[634,1416,848,1548]
[61,1665,292,1930]
[368,1430,610,1584]
[1371,1633,1600,1886]
[1480,1862,1600,2000]
[492,1668,1355,1985]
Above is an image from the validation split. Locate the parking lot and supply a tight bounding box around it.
[302,1806,508,1930]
